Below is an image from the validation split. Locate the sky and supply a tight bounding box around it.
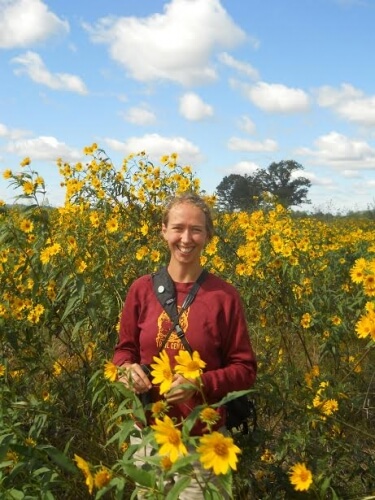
[1,0,375,213]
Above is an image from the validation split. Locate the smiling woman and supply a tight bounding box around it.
[113,191,257,499]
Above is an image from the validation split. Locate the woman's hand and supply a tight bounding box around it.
[165,374,198,404]
[119,363,152,395]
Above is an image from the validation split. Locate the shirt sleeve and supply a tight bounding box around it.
[113,280,142,366]
[200,287,257,403]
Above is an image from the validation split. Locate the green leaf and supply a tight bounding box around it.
[38,445,76,473]
[169,454,197,474]
[172,405,199,437]
[319,475,332,496]
[5,490,24,500]
[97,477,127,500]
[122,464,155,488]
[106,419,135,446]
[214,471,232,496]
[40,492,55,500]
[76,277,86,300]
[213,389,253,407]
[32,466,52,476]
[54,274,73,302]
[329,486,340,500]
[165,476,191,500]
[60,295,80,322]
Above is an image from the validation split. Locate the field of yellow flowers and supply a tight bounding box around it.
[1,145,374,499]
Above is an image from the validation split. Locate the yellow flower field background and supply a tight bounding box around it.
[0,145,374,499]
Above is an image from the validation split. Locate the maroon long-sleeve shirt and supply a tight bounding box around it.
[113,272,257,433]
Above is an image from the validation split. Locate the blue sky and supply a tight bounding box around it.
[1,0,375,212]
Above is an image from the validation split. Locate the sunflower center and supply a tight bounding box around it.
[299,471,309,482]
[188,361,199,371]
[214,442,228,457]
[168,430,181,446]
[163,369,173,379]
[202,408,217,419]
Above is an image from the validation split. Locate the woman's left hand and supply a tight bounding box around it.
[165,374,197,404]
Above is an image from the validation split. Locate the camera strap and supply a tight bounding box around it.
[152,266,207,353]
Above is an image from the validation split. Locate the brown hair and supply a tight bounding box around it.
[162,192,214,240]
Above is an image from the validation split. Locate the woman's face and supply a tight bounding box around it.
[162,202,208,266]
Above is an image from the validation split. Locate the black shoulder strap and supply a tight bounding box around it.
[152,267,207,353]
[152,267,179,325]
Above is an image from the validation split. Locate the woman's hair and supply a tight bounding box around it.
[162,192,214,240]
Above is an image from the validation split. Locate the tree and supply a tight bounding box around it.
[215,160,311,212]
[215,173,263,212]
[256,160,311,208]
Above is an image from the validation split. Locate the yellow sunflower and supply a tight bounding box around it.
[19,219,34,233]
[321,399,339,416]
[355,310,375,340]
[151,415,188,463]
[103,361,118,382]
[3,169,12,179]
[300,313,312,329]
[199,407,220,426]
[197,431,241,475]
[22,181,34,195]
[289,462,313,492]
[94,467,112,489]
[174,350,206,380]
[74,454,94,494]
[350,258,366,284]
[150,350,173,395]
[151,399,169,418]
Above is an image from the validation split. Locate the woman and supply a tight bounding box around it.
[113,192,257,497]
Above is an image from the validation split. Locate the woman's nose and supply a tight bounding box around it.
[181,229,192,241]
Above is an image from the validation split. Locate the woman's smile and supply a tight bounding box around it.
[177,245,195,254]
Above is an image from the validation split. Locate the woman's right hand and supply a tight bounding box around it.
[119,363,152,395]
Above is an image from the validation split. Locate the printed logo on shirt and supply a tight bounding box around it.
[156,306,189,351]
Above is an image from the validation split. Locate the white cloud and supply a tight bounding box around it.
[338,98,375,126]
[297,131,375,169]
[227,160,260,175]
[341,169,361,178]
[0,122,31,140]
[237,115,256,134]
[218,52,259,80]
[347,180,375,201]
[227,136,278,152]
[179,92,214,121]
[0,0,69,49]
[11,51,88,94]
[121,106,157,126]
[316,83,362,107]
[297,170,334,187]
[244,82,310,113]
[316,83,375,126]
[6,136,81,162]
[84,0,246,86]
[231,79,310,113]
[104,133,203,164]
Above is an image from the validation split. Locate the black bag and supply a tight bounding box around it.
[225,395,257,435]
